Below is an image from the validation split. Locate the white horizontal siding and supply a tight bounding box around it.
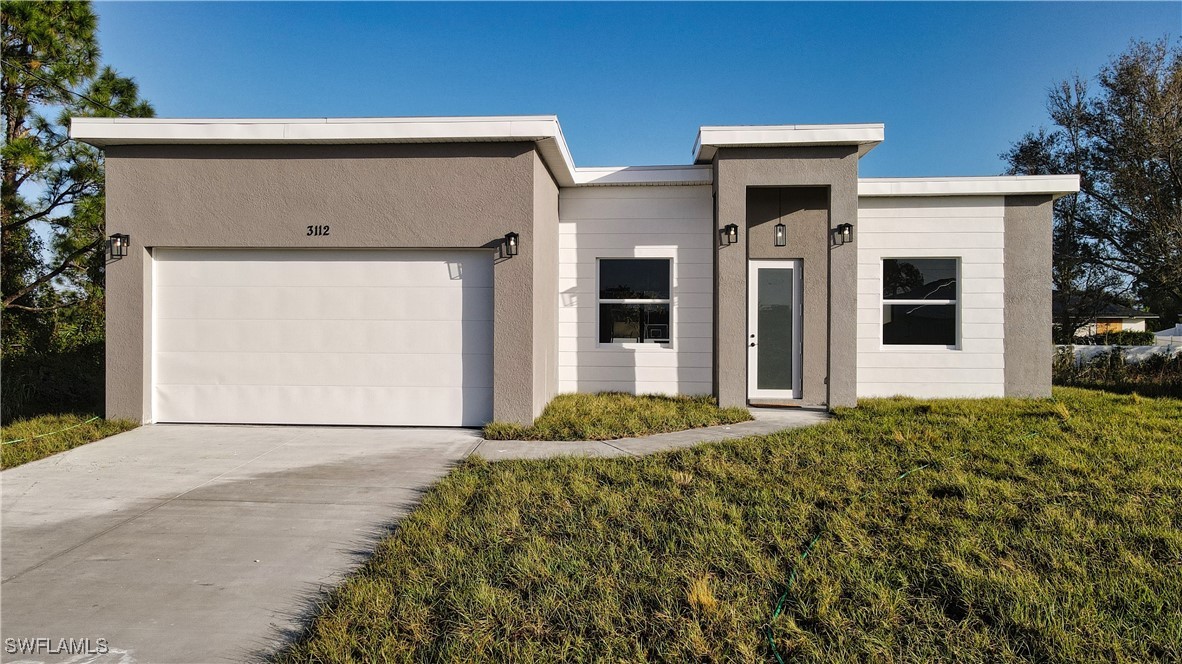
[568,380,715,395]
[857,382,1003,398]
[558,185,714,396]
[558,247,714,266]
[856,196,1007,398]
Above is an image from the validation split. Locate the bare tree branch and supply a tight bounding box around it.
[5,298,88,312]
[0,239,99,308]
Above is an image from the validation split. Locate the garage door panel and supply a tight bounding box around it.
[153,249,494,426]
[155,351,493,388]
[155,249,493,288]
[155,285,493,323]
[156,318,495,355]
[156,385,491,426]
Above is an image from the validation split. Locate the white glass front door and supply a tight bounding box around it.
[748,260,802,400]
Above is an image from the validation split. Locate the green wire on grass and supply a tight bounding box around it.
[763,433,1039,663]
[2,416,101,445]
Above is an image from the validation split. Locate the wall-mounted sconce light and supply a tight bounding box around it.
[774,222,786,247]
[106,233,130,260]
[503,231,519,257]
[719,223,739,246]
[832,223,854,246]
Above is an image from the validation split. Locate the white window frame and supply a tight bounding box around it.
[881,257,961,351]
[595,257,674,349]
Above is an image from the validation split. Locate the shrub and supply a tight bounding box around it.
[1053,346,1182,397]
[1077,330,1157,346]
[1,342,104,423]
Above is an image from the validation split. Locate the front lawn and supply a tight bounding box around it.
[483,392,752,440]
[280,388,1182,662]
[1,414,138,469]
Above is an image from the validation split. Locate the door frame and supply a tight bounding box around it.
[747,259,803,401]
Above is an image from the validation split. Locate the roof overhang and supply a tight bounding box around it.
[69,115,710,187]
[70,117,1079,194]
[693,123,885,164]
[858,175,1080,199]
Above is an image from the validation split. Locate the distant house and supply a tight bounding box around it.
[1052,297,1159,337]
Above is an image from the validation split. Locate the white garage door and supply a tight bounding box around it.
[153,248,493,426]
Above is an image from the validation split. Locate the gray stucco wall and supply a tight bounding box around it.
[713,146,860,410]
[1003,194,1055,397]
[103,142,550,425]
[531,155,560,417]
[746,187,830,406]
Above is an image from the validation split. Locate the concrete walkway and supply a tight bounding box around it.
[470,407,830,460]
[1,408,827,663]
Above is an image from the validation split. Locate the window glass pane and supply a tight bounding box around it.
[599,303,670,343]
[757,267,794,390]
[599,259,670,300]
[883,304,956,345]
[883,259,957,300]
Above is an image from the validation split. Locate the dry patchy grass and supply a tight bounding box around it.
[483,392,752,441]
[280,388,1182,663]
[2,414,138,468]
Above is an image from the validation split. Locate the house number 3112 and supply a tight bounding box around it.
[306,225,330,236]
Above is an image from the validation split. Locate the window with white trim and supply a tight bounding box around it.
[598,258,671,344]
[882,258,958,346]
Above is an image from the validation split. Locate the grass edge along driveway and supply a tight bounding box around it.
[2,414,138,468]
[278,387,1182,662]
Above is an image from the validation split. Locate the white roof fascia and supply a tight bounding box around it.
[70,115,586,186]
[858,175,1081,199]
[71,118,1078,194]
[572,165,712,186]
[694,123,885,163]
[69,115,717,187]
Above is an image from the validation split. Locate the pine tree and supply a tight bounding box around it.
[1,0,154,355]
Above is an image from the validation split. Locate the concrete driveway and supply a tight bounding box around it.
[1,425,480,663]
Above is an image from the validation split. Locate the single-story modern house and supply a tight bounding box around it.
[71,116,1079,427]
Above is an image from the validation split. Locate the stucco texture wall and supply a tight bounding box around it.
[531,155,560,417]
[746,186,830,406]
[103,142,553,424]
[1003,194,1054,397]
[714,146,861,409]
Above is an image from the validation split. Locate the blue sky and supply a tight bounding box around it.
[92,2,1177,176]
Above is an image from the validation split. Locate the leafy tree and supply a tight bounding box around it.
[1,0,153,356]
[883,260,924,298]
[1004,38,1182,337]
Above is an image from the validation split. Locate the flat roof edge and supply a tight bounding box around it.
[71,115,582,186]
[571,165,712,187]
[69,117,1077,194]
[694,123,886,163]
[858,175,1081,198]
[69,116,563,144]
